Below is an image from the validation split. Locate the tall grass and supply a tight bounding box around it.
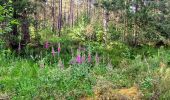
[1,46,170,99]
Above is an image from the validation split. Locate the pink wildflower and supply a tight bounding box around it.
[95,52,100,65]
[76,49,81,64]
[52,47,55,56]
[88,51,91,63]
[45,41,49,49]
[76,54,81,64]
[58,43,61,55]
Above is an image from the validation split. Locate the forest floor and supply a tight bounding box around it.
[0,43,170,99]
[81,81,141,100]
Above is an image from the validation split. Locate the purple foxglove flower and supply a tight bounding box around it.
[58,43,61,55]
[52,47,55,56]
[45,41,49,49]
[76,54,81,64]
[76,49,82,64]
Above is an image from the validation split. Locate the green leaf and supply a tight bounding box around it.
[0,16,4,22]
[10,20,19,25]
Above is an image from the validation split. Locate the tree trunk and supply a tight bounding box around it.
[43,3,46,28]
[69,0,74,27]
[10,6,18,50]
[21,10,30,46]
[124,0,129,42]
[58,0,62,37]
[103,9,109,43]
[133,2,139,46]
[52,0,56,32]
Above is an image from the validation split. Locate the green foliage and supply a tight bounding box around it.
[0,0,13,35]
[1,45,170,99]
[1,0,170,99]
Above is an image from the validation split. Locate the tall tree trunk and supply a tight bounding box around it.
[124,0,129,42]
[88,0,92,19]
[43,3,46,28]
[103,9,109,43]
[34,12,38,34]
[21,10,30,46]
[76,2,79,24]
[69,0,74,27]
[58,0,62,37]
[64,2,67,25]
[86,0,89,17]
[10,4,18,50]
[133,2,139,46]
[52,0,56,32]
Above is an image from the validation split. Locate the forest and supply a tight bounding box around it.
[0,0,170,99]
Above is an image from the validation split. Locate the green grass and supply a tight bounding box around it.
[1,46,170,99]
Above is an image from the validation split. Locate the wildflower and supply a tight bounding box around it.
[45,41,49,49]
[52,47,55,56]
[88,51,91,63]
[58,43,61,55]
[76,54,81,64]
[95,52,100,66]
[76,49,81,64]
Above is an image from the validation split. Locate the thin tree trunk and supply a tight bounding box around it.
[124,0,129,42]
[103,9,109,43]
[64,2,67,25]
[69,0,74,27]
[43,3,46,28]
[133,2,139,46]
[52,0,56,32]
[21,10,30,46]
[10,4,18,50]
[89,0,92,19]
[34,12,38,34]
[86,0,89,17]
[58,0,62,37]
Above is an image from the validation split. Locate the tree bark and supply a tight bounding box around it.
[103,9,109,43]
[10,4,18,50]
[58,0,62,37]
[21,10,30,46]
[52,0,56,32]
[69,0,74,27]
